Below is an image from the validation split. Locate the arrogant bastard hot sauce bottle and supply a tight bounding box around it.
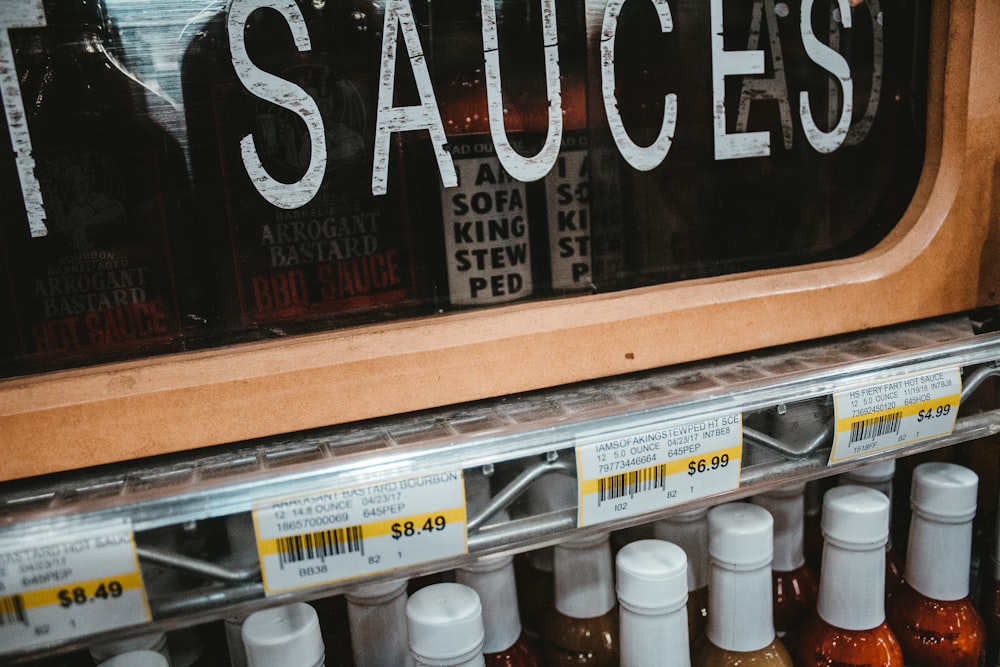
[0,0,195,374]
[795,485,903,667]
[181,0,422,339]
[751,483,819,654]
[691,502,794,667]
[887,462,986,666]
[616,539,692,667]
[653,507,710,645]
[543,532,619,666]
[455,554,543,666]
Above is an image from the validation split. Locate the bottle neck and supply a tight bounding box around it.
[346,584,412,667]
[620,604,691,666]
[706,562,775,652]
[817,540,886,631]
[456,559,522,654]
[553,538,615,619]
[756,494,805,573]
[905,511,973,601]
[654,516,709,589]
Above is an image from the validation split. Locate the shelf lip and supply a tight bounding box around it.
[0,314,995,534]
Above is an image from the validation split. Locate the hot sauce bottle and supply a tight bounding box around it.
[887,462,986,666]
[796,485,903,667]
[406,582,486,667]
[542,532,619,666]
[751,483,818,654]
[616,539,692,667]
[839,459,906,602]
[455,554,543,666]
[181,0,423,340]
[345,578,411,667]
[691,502,793,667]
[653,507,710,645]
[0,0,195,374]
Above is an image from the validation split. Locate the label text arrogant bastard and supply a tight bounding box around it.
[226,0,882,210]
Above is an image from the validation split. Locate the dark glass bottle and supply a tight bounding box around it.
[795,485,903,667]
[887,462,986,666]
[181,0,423,341]
[0,0,195,375]
[752,483,818,654]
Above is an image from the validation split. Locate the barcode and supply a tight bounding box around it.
[849,411,903,443]
[276,526,365,569]
[0,594,27,627]
[598,465,668,505]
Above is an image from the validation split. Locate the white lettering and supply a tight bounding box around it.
[229,0,326,209]
[602,0,676,171]
[736,0,794,150]
[373,0,456,195]
[800,0,853,153]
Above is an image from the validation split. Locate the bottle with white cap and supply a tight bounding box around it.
[795,485,902,666]
[839,459,905,601]
[616,539,691,667]
[653,507,710,645]
[96,651,171,667]
[241,602,325,667]
[543,532,619,666]
[691,502,793,667]
[345,578,413,667]
[406,582,486,667]
[751,482,818,652]
[886,462,986,665]
[455,554,543,666]
[90,632,172,665]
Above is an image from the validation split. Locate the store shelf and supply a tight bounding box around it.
[3,313,1000,662]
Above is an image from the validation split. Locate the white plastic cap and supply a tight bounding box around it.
[911,462,978,522]
[90,632,169,662]
[406,583,485,664]
[841,459,896,484]
[242,602,325,667]
[707,503,773,570]
[822,485,890,548]
[97,651,171,667]
[616,540,688,614]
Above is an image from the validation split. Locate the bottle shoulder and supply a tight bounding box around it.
[692,635,793,667]
[796,615,903,667]
[886,585,986,666]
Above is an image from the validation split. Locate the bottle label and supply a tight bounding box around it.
[545,131,591,291]
[11,143,181,362]
[0,520,150,655]
[575,411,743,527]
[829,365,961,464]
[442,137,533,306]
[216,55,413,326]
[253,470,467,594]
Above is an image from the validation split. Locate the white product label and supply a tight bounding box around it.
[546,141,591,290]
[443,140,532,306]
[576,413,743,527]
[0,520,150,654]
[254,471,467,594]
[829,366,962,464]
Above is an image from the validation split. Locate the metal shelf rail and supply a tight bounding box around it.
[2,314,1000,662]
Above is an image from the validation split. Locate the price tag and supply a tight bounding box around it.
[0,520,150,655]
[830,366,962,464]
[254,471,467,594]
[576,413,743,527]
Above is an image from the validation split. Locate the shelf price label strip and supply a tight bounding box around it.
[830,365,962,464]
[0,520,150,655]
[576,413,743,527]
[254,470,467,595]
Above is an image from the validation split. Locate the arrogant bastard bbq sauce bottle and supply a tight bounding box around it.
[887,462,986,666]
[796,485,903,667]
[691,502,794,667]
[181,0,422,339]
[0,0,195,374]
